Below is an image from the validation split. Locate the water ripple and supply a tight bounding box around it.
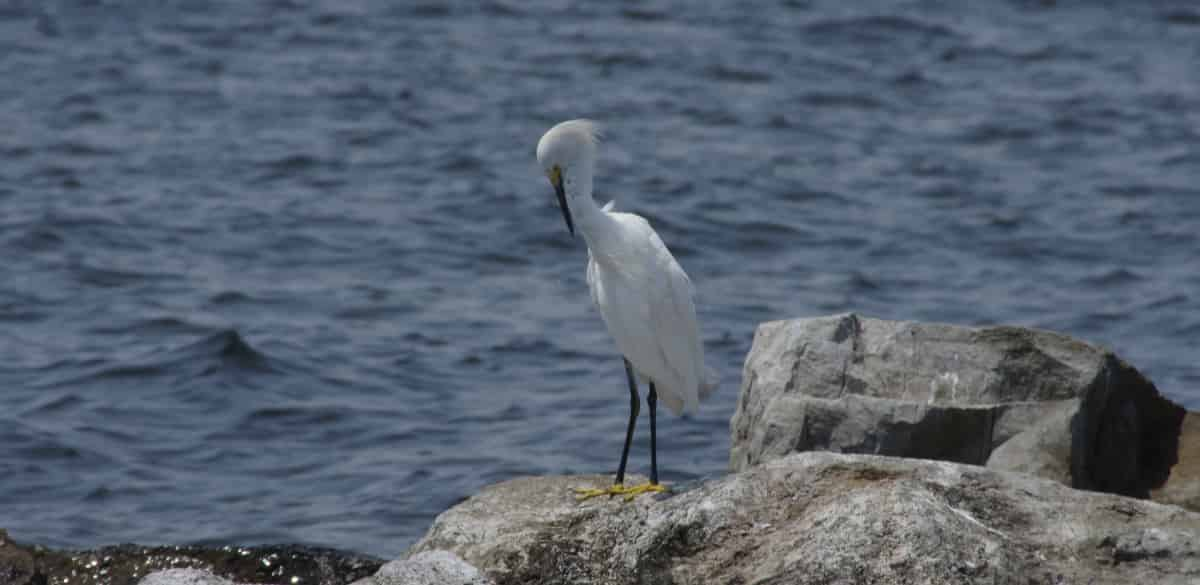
[1,0,1197,561]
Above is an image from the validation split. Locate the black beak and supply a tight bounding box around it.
[554,178,574,236]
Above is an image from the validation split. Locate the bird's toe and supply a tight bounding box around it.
[572,482,667,502]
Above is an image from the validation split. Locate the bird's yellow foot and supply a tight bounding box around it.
[573,482,667,502]
[573,484,624,501]
[616,482,666,501]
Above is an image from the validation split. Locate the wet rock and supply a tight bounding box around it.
[409,452,1200,585]
[139,568,239,585]
[351,551,492,585]
[0,530,381,585]
[0,529,43,585]
[729,313,1187,499]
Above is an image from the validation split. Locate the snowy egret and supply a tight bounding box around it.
[535,119,718,500]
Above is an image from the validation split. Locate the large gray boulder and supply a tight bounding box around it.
[409,452,1200,585]
[730,313,1188,499]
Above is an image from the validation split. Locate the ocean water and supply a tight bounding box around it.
[1,0,1197,559]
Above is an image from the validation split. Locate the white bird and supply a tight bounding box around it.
[535,119,718,500]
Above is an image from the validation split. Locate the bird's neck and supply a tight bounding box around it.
[566,177,619,256]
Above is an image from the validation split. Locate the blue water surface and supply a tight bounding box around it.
[1,0,1197,558]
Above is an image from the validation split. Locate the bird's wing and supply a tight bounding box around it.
[586,251,600,309]
[644,228,704,415]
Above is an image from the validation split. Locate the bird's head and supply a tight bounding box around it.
[536,119,600,237]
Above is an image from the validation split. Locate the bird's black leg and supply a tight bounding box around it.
[615,358,640,485]
[648,382,659,485]
[574,360,663,500]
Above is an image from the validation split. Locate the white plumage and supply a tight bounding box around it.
[584,207,716,414]
[536,119,717,416]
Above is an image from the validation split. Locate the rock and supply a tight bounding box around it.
[0,531,381,585]
[985,399,1077,485]
[409,452,1200,585]
[351,551,493,585]
[729,313,1188,499]
[1154,412,1200,512]
[0,529,42,585]
[139,568,239,585]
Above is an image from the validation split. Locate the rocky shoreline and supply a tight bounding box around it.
[3,314,1196,585]
[0,531,381,585]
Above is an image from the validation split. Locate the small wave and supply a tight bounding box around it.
[56,90,94,105]
[47,140,119,158]
[482,1,522,17]
[253,153,345,184]
[0,302,48,323]
[208,290,253,306]
[704,64,772,84]
[489,337,587,361]
[621,8,668,22]
[803,15,964,42]
[68,109,107,125]
[519,231,576,251]
[478,251,531,267]
[960,122,1037,145]
[891,69,932,86]
[21,391,83,416]
[86,316,214,336]
[3,421,113,466]
[1162,146,1200,167]
[335,303,418,321]
[242,404,352,426]
[311,10,356,27]
[679,105,740,126]
[436,153,484,173]
[341,127,398,148]
[329,82,389,103]
[798,91,884,110]
[1143,294,1189,310]
[36,208,124,229]
[939,42,1093,66]
[72,262,168,289]
[1013,44,1094,63]
[449,403,526,426]
[1,144,33,159]
[846,271,881,292]
[407,3,451,18]
[178,329,275,372]
[1079,268,1142,287]
[490,337,554,355]
[753,219,807,237]
[7,224,65,252]
[585,51,653,69]
[263,153,321,172]
[1161,10,1200,26]
[35,329,278,389]
[639,176,694,196]
[402,332,448,347]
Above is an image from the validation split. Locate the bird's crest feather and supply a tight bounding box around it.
[569,119,602,144]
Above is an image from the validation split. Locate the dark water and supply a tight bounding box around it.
[2,0,1197,559]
